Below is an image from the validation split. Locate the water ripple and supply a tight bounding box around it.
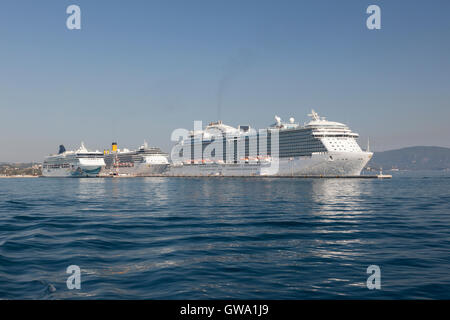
[0,173,449,299]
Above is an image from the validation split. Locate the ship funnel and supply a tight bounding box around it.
[58,145,66,154]
[112,142,118,152]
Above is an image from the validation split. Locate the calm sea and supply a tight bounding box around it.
[0,171,449,299]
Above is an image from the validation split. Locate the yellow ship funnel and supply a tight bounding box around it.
[112,142,118,152]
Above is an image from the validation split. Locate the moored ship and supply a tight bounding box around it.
[102,142,169,176]
[167,110,373,177]
[42,142,105,177]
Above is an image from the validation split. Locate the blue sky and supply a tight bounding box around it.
[0,0,449,161]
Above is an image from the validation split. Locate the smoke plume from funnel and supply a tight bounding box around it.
[217,48,255,120]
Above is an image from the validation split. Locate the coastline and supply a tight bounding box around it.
[0,175,39,179]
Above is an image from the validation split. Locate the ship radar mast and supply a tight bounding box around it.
[308,109,321,121]
[79,141,88,152]
[274,115,281,126]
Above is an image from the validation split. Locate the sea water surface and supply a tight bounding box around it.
[0,171,449,299]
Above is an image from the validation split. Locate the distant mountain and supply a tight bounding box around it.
[368,146,450,170]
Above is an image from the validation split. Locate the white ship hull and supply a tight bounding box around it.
[42,164,103,177]
[101,163,169,176]
[167,151,372,177]
[274,151,373,176]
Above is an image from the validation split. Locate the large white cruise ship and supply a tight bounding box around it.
[42,142,105,177]
[168,110,373,177]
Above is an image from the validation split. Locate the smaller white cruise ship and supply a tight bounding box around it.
[42,142,105,177]
[102,142,169,176]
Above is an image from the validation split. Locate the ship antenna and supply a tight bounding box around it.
[367,137,370,152]
[308,109,320,121]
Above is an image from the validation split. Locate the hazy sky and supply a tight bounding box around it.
[0,0,449,162]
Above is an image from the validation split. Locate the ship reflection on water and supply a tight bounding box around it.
[68,177,379,298]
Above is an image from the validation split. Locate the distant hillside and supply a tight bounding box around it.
[368,146,450,170]
[0,163,41,176]
[0,162,40,169]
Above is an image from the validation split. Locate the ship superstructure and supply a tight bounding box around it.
[102,142,169,176]
[42,142,105,177]
[168,110,372,176]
